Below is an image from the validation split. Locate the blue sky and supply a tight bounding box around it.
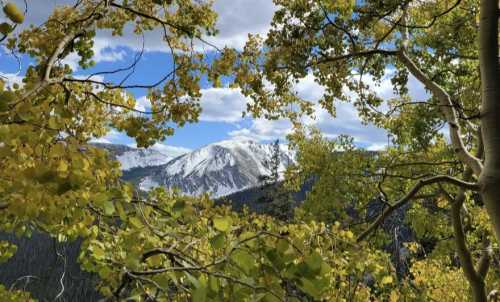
[0,0,428,157]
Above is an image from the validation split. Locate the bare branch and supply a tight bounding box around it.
[109,1,222,52]
[397,50,483,176]
[357,175,479,242]
[476,243,492,279]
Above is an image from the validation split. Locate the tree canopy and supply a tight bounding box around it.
[1,0,500,301]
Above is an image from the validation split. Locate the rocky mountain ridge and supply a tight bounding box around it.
[99,140,294,197]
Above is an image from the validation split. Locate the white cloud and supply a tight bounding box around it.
[0,72,23,87]
[204,0,277,49]
[133,87,248,121]
[199,87,248,122]
[89,137,112,144]
[62,38,127,71]
[90,129,124,145]
[228,71,417,149]
[367,143,388,151]
[4,0,277,52]
[73,74,105,82]
[134,95,151,112]
[92,39,127,62]
[92,129,191,158]
[229,118,293,141]
[295,73,326,101]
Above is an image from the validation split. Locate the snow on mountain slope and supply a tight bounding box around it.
[116,148,173,170]
[93,143,176,170]
[136,139,294,197]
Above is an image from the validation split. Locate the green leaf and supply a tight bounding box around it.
[304,251,323,274]
[276,239,290,254]
[92,246,105,260]
[185,272,201,288]
[116,202,127,220]
[299,278,321,300]
[231,250,254,275]
[192,286,207,302]
[128,217,143,229]
[56,160,68,173]
[172,200,186,214]
[103,200,115,216]
[213,216,232,232]
[208,276,219,293]
[209,233,225,250]
[153,274,170,289]
[262,293,281,302]
[51,143,65,157]
[0,22,13,35]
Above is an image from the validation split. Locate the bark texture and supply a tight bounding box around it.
[479,0,500,244]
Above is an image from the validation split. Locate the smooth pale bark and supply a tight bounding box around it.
[479,0,500,244]
[398,51,483,176]
[448,164,488,302]
[451,195,488,302]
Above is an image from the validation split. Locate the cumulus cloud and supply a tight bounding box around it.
[134,95,151,112]
[132,87,248,120]
[4,0,277,52]
[366,143,388,151]
[89,129,124,144]
[229,118,294,141]
[205,0,277,49]
[3,0,430,151]
[228,70,427,149]
[91,129,191,158]
[89,137,112,144]
[0,72,24,87]
[62,38,127,71]
[199,87,248,122]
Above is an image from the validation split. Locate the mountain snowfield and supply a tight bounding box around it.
[94,143,175,170]
[103,140,295,198]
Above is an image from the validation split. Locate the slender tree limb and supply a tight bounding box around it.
[445,186,487,301]
[309,49,398,68]
[108,1,222,52]
[397,50,483,176]
[476,243,492,279]
[18,31,82,102]
[357,175,479,242]
[441,127,488,302]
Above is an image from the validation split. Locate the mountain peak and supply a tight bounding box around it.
[95,143,174,170]
[123,139,294,197]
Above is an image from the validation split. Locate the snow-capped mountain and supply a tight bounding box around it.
[93,143,175,170]
[125,140,294,197]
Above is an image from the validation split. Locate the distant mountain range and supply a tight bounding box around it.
[97,140,295,198]
[93,143,173,170]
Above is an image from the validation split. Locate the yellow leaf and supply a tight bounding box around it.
[381,275,393,285]
[56,160,68,173]
[389,290,399,302]
[213,216,232,232]
[3,3,24,24]
[129,217,143,229]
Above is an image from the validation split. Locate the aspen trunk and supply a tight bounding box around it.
[479,0,500,244]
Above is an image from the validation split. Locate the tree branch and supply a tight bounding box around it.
[357,175,479,242]
[441,127,488,302]
[397,50,483,176]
